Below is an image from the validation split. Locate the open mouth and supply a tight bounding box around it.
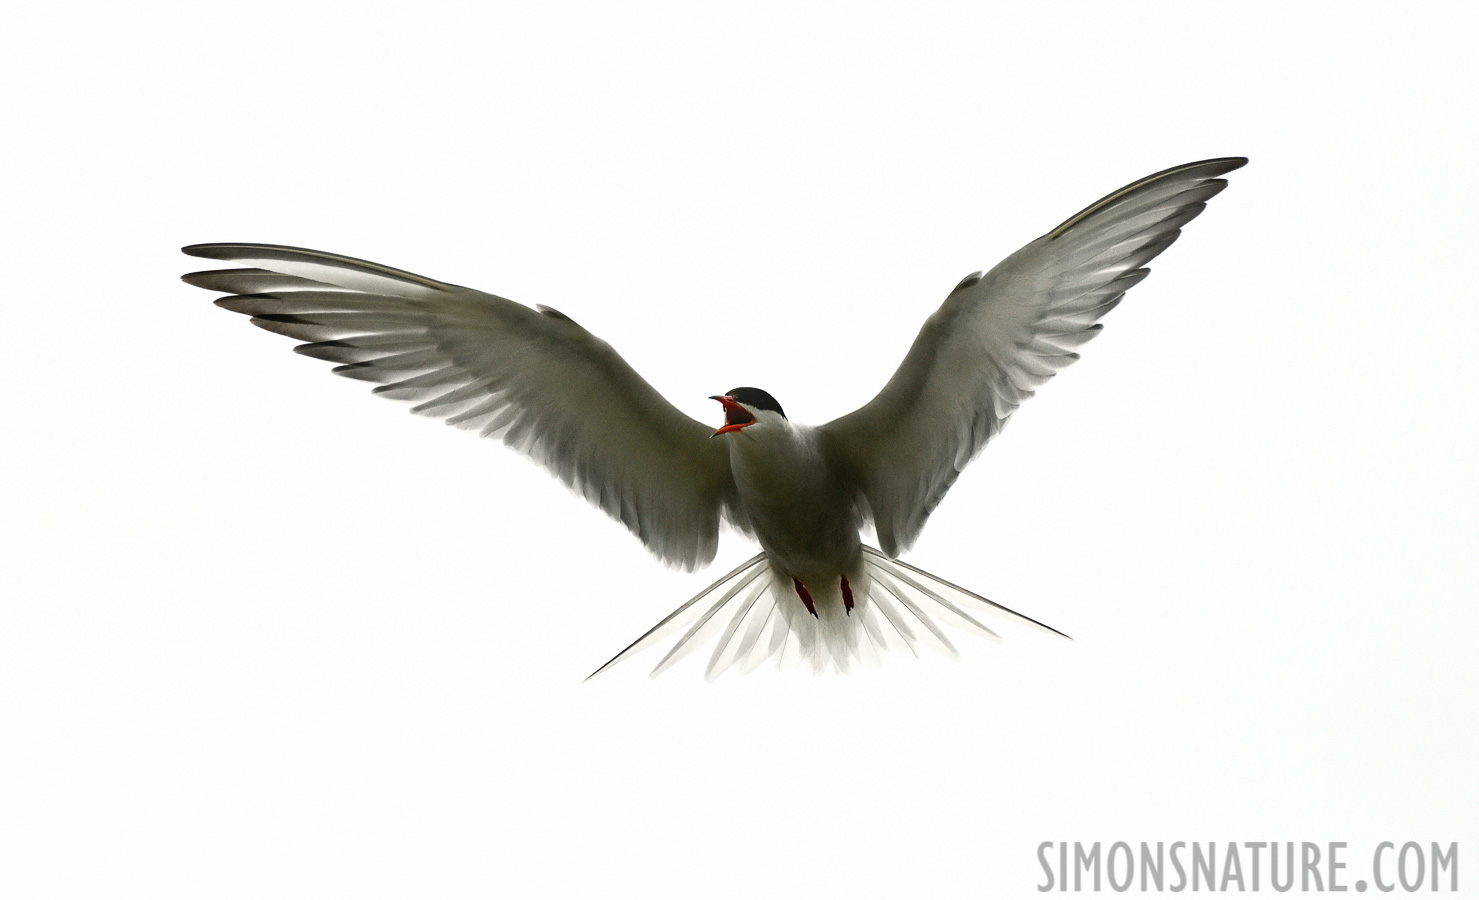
[725,405,755,429]
[710,395,756,435]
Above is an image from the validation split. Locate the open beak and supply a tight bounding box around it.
[710,395,756,436]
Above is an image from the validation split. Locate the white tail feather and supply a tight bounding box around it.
[586,547,1068,680]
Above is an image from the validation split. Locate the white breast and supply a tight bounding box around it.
[725,417,863,580]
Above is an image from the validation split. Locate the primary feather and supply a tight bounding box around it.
[819,158,1246,557]
[183,244,739,571]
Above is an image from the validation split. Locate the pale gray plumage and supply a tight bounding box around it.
[184,156,1245,677]
[183,244,740,571]
[820,157,1246,558]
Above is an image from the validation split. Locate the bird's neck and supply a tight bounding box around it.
[727,423,832,518]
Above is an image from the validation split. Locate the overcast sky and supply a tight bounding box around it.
[4,3,1475,897]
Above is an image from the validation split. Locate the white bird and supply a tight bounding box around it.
[184,156,1245,679]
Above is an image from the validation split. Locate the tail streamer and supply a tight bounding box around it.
[586,548,1068,680]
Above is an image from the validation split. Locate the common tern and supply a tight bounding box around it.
[183,156,1245,678]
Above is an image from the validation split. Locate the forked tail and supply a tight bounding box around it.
[586,547,1068,680]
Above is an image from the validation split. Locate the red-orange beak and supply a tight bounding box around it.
[710,395,756,436]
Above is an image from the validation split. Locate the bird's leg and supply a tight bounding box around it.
[841,576,854,615]
[792,578,818,618]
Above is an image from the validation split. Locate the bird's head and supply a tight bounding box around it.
[710,387,786,437]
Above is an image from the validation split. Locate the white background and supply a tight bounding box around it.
[3,2,1475,897]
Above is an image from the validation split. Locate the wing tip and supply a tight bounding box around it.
[1145,156,1248,181]
[1048,156,1248,241]
[182,243,239,260]
[1189,155,1248,175]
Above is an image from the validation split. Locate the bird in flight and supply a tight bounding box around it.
[184,157,1245,679]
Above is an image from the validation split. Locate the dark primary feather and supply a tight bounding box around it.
[183,244,740,570]
[820,157,1246,557]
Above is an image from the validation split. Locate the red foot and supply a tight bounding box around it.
[793,578,818,618]
[841,576,854,615]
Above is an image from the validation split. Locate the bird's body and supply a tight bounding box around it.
[184,157,1246,678]
[727,418,860,585]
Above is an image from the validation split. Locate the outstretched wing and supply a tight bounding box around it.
[183,244,737,570]
[819,157,1246,557]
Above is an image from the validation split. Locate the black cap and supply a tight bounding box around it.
[725,387,785,419]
